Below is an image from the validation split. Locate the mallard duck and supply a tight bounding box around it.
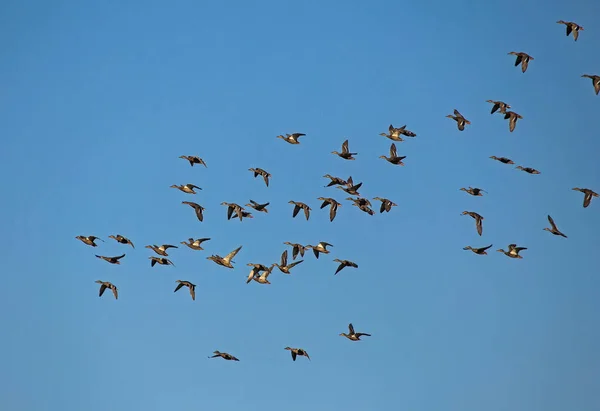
[220,202,244,221]
[284,347,310,361]
[581,74,600,95]
[277,133,306,144]
[516,165,540,174]
[333,259,358,275]
[249,264,275,284]
[379,143,406,166]
[206,245,242,268]
[108,234,135,248]
[231,209,253,220]
[306,242,333,259]
[572,187,599,208]
[317,197,341,222]
[323,174,348,187]
[347,197,375,215]
[497,244,527,259]
[504,111,523,132]
[95,280,118,299]
[372,197,397,213]
[336,176,362,196]
[182,201,205,222]
[332,139,357,160]
[174,280,196,300]
[289,201,311,220]
[95,254,126,264]
[283,242,307,260]
[170,184,201,194]
[461,211,484,236]
[248,167,271,187]
[543,215,567,238]
[179,155,207,167]
[490,156,515,165]
[145,244,178,257]
[486,100,511,114]
[339,323,371,341]
[459,187,487,196]
[557,20,584,41]
[463,244,493,255]
[274,250,304,274]
[246,263,271,283]
[181,238,211,250]
[245,200,269,213]
[208,351,239,361]
[149,256,175,267]
[508,51,534,73]
[446,109,471,131]
[379,124,417,141]
[76,235,104,247]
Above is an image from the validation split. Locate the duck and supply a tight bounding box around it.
[231,209,254,221]
[170,184,201,194]
[284,347,310,361]
[373,197,397,213]
[339,323,371,341]
[208,351,239,361]
[515,165,541,174]
[323,174,348,187]
[248,167,271,187]
[206,245,242,269]
[490,156,515,165]
[174,280,196,300]
[463,244,493,255]
[249,264,275,285]
[333,259,358,275]
[572,187,599,208]
[220,202,244,221]
[446,109,471,131]
[95,254,126,264]
[95,280,118,299]
[283,242,307,260]
[108,234,135,248]
[75,235,104,247]
[317,197,341,222]
[149,256,175,267]
[180,238,211,250]
[497,244,527,259]
[145,244,178,257]
[461,211,484,236]
[347,197,375,215]
[289,201,311,220]
[274,250,304,274]
[379,142,406,166]
[508,51,534,73]
[336,176,362,196]
[245,200,269,213]
[306,242,333,259]
[179,155,207,167]
[276,132,306,144]
[459,187,487,196]
[246,263,271,283]
[379,124,416,141]
[543,215,567,238]
[486,100,511,114]
[181,201,205,222]
[331,139,357,160]
[581,74,600,95]
[504,111,523,132]
[557,20,584,41]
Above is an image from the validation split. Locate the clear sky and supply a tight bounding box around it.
[1,0,599,410]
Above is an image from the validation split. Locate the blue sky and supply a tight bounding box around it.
[1,0,599,410]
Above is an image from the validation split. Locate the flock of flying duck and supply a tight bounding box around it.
[75,19,597,362]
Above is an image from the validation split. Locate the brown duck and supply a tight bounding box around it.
[379,143,406,166]
[490,156,515,165]
[76,235,104,247]
[245,200,269,214]
[446,109,471,131]
[95,254,126,264]
[373,197,397,213]
[246,263,271,283]
[347,197,375,215]
[516,165,540,174]
[284,347,310,361]
[209,351,239,361]
[108,234,135,248]
[249,265,275,284]
[231,209,253,221]
[180,238,211,250]
[149,256,175,267]
[145,244,177,257]
[486,100,511,114]
[332,139,357,160]
[339,323,371,341]
[206,245,242,269]
[581,74,600,95]
[248,167,271,187]
[508,51,534,73]
[460,187,487,196]
[544,215,567,238]
[174,280,196,300]
[170,184,201,194]
[323,174,348,187]
[179,155,207,167]
[379,124,416,141]
[306,242,333,259]
[463,244,493,255]
[277,132,306,144]
[461,211,484,236]
[504,111,523,132]
[182,201,205,222]
[336,176,362,196]
[572,187,599,208]
[557,20,584,41]
[274,250,304,274]
[317,197,341,222]
[289,201,311,220]
[283,242,307,260]
[497,244,527,259]
[333,259,358,275]
[95,280,118,299]
[221,202,244,221]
